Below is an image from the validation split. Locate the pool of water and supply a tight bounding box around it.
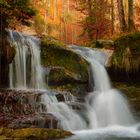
[64,125,140,140]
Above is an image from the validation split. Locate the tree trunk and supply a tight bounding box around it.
[87,0,94,41]
[117,0,127,32]
[111,0,115,34]
[128,0,135,31]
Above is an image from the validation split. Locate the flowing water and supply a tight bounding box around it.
[7,30,86,131]
[8,30,45,89]
[7,31,140,139]
[66,45,140,140]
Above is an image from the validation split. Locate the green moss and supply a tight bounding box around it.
[41,36,88,82]
[41,36,66,49]
[0,128,72,139]
[12,128,48,139]
[112,32,140,72]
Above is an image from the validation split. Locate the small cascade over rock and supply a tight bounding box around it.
[8,30,45,89]
[70,45,135,128]
[6,30,85,131]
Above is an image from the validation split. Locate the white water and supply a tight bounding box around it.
[8,30,45,89]
[70,46,135,128]
[8,31,86,131]
[8,31,140,139]
[66,46,140,140]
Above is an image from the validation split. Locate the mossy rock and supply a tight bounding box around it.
[0,128,72,139]
[41,36,89,84]
[90,40,114,49]
[112,32,140,73]
[48,67,86,87]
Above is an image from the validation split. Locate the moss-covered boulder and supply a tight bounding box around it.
[0,128,72,140]
[41,36,89,95]
[112,32,140,72]
[109,32,140,82]
[89,40,114,49]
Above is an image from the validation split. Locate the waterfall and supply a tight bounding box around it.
[7,30,138,136]
[7,30,85,131]
[69,45,135,128]
[8,30,45,89]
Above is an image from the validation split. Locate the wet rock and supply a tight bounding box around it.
[66,102,83,110]
[8,113,58,129]
[54,91,75,102]
[48,67,83,86]
[0,89,59,129]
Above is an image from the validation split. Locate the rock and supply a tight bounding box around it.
[90,40,114,49]
[99,48,114,67]
[41,36,89,95]
[0,128,72,140]
[0,30,16,88]
[0,89,59,129]
[0,31,16,64]
[41,37,88,82]
[8,113,58,129]
[54,90,76,102]
[48,67,83,86]
[109,32,140,82]
[66,102,83,110]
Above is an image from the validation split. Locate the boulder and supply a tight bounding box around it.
[109,32,140,82]
[0,89,59,129]
[0,128,72,140]
[41,37,89,95]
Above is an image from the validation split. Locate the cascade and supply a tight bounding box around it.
[69,46,135,128]
[7,30,85,131]
[8,30,45,89]
[7,31,140,139]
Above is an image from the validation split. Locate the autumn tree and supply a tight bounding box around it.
[76,0,111,41]
[117,0,127,32]
[111,0,115,34]
[128,0,135,31]
[0,0,36,31]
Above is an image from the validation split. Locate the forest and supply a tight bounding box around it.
[1,0,140,42]
[0,0,140,140]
